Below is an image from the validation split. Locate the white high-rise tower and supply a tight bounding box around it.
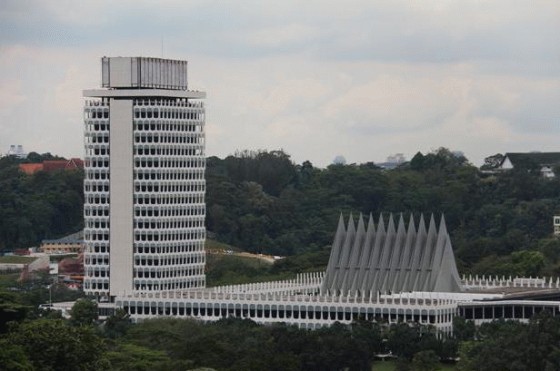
[83,57,206,299]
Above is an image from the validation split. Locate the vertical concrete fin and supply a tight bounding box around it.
[362,213,386,293]
[382,213,405,292]
[374,213,396,292]
[344,213,366,294]
[428,214,449,290]
[409,213,428,291]
[321,213,346,294]
[432,215,462,292]
[395,213,417,292]
[330,213,356,294]
[386,213,408,293]
[417,214,438,291]
[352,213,376,294]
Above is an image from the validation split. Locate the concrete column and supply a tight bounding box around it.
[109,98,134,296]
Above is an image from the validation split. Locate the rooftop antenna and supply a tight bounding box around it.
[161,37,164,58]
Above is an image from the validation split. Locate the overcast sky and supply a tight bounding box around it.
[1,0,559,167]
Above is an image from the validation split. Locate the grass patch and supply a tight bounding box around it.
[0,273,21,288]
[0,255,36,264]
[372,360,457,370]
[206,253,292,287]
[205,239,241,253]
[204,244,331,287]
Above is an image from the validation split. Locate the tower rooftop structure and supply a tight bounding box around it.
[84,57,205,99]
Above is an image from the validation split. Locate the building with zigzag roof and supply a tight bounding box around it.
[321,213,461,296]
[63,56,560,334]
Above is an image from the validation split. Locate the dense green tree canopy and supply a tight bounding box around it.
[206,148,560,276]
[0,154,83,250]
[3,147,560,277]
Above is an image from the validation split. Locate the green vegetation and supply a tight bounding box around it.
[0,256,36,264]
[3,273,560,370]
[372,360,457,370]
[206,148,560,277]
[0,154,83,251]
[206,247,330,286]
[205,238,240,253]
[3,148,560,277]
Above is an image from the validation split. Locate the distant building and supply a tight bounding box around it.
[41,231,84,254]
[19,158,84,175]
[494,152,560,178]
[6,144,27,159]
[332,155,347,165]
[377,153,406,170]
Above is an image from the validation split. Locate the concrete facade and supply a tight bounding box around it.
[83,57,206,299]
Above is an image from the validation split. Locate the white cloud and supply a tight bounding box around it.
[0,1,558,166]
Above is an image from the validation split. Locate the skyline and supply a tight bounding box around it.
[1,0,559,167]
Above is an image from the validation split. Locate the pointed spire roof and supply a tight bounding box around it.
[321,212,462,297]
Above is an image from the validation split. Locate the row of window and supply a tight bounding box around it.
[135,147,202,156]
[134,133,204,145]
[86,232,109,241]
[85,145,109,155]
[91,147,110,156]
[86,159,109,168]
[134,220,204,229]
[84,257,109,265]
[85,110,109,119]
[134,256,204,267]
[134,158,204,168]
[84,282,109,291]
[135,266,204,278]
[133,109,202,120]
[134,122,202,132]
[134,207,205,217]
[84,207,109,217]
[86,170,204,182]
[135,171,204,181]
[134,98,203,108]
[85,171,109,180]
[85,184,109,192]
[85,122,109,131]
[85,221,109,229]
[86,135,109,144]
[87,195,109,204]
[134,183,204,193]
[134,195,204,205]
[86,241,204,254]
[134,231,204,242]
[132,279,204,291]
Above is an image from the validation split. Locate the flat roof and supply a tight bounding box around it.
[83,89,206,99]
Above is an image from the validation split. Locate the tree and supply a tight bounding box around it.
[482,153,504,169]
[0,291,30,333]
[104,308,131,338]
[70,299,98,326]
[104,343,190,371]
[412,350,440,371]
[0,339,33,371]
[387,323,420,360]
[6,319,107,371]
[452,317,475,341]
